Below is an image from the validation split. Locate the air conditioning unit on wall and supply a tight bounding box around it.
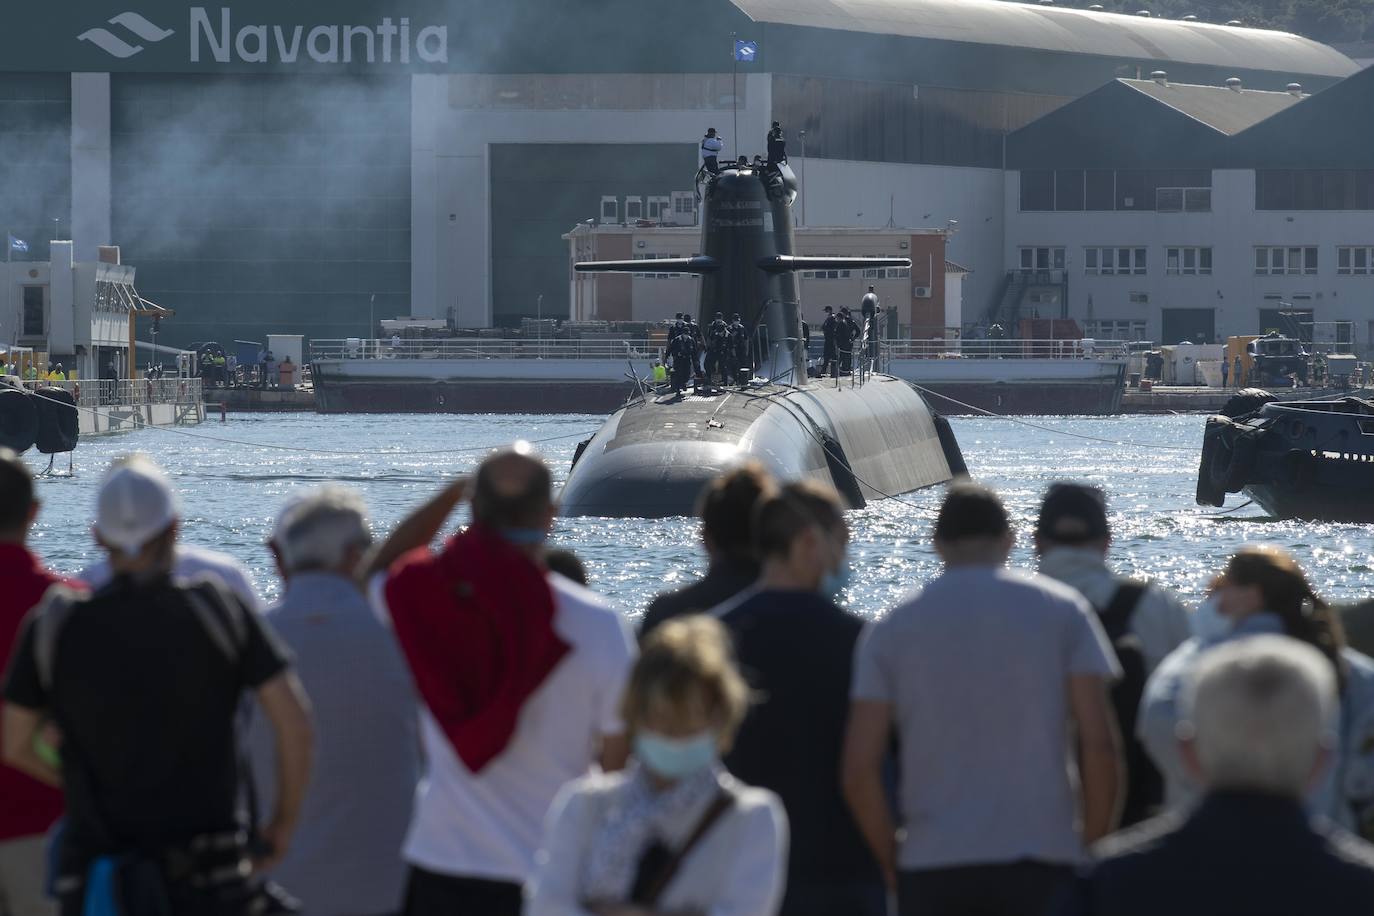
[914,286,932,298]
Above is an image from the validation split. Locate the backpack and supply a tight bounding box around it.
[1095,581,1164,827]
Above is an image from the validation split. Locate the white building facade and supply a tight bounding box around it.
[1003,73,1374,351]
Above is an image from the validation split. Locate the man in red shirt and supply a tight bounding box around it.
[0,449,72,916]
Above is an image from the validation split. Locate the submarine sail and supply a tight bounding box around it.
[560,156,963,518]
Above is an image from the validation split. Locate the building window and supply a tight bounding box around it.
[1083,319,1147,340]
[21,286,43,337]
[1084,247,1147,276]
[1338,246,1374,276]
[1020,171,1054,211]
[1055,170,1084,211]
[1257,170,1374,210]
[1019,247,1065,271]
[1255,246,1318,276]
[1155,187,1212,212]
[1166,247,1213,275]
[631,253,684,279]
[1085,170,1114,211]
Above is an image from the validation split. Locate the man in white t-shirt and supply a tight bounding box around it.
[367,447,635,916]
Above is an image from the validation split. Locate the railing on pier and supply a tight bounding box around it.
[882,339,1130,361]
[22,377,204,409]
[310,338,663,362]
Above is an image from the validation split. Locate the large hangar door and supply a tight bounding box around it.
[488,143,695,328]
[1161,308,1215,345]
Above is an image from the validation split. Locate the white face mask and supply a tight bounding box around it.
[1191,594,1233,642]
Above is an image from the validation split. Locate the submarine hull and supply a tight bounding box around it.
[560,375,960,518]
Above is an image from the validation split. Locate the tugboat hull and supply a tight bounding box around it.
[1196,391,1374,522]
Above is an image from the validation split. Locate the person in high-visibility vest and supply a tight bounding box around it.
[652,360,667,386]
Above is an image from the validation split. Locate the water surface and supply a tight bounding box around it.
[24,412,1374,620]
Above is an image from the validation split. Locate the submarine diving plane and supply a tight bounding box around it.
[560,155,965,518]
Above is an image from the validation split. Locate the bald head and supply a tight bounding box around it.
[471,449,554,529]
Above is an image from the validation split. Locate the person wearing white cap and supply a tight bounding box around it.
[1,454,314,915]
[77,457,261,611]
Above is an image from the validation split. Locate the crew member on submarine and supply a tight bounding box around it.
[700,127,723,175]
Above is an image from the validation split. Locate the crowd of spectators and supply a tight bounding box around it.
[3,445,1374,916]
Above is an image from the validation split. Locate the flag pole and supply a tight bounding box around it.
[731,32,738,161]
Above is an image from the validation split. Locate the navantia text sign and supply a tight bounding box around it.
[187,8,447,64]
[59,3,453,71]
[6,0,751,74]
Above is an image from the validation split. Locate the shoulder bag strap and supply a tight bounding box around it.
[640,788,738,907]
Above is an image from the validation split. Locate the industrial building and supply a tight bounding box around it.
[1003,63,1374,348]
[0,0,1355,350]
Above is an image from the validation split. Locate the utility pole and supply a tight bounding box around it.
[798,130,807,226]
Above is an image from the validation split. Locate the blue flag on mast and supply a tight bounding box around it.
[734,39,757,62]
[8,235,28,254]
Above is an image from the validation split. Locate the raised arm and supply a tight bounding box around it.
[358,477,469,582]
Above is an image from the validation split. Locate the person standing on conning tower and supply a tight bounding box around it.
[767,122,787,167]
[700,128,723,175]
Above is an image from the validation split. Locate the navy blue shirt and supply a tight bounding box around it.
[717,589,882,889]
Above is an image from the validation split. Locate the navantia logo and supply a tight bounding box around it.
[78,11,175,59]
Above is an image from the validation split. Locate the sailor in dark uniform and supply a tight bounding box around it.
[706,312,730,385]
[861,285,881,364]
[729,314,750,384]
[836,308,858,374]
[821,306,838,377]
[668,323,695,395]
[766,122,787,167]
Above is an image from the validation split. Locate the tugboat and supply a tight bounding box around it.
[1196,388,1374,521]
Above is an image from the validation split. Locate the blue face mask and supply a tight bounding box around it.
[501,527,548,546]
[633,729,718,780]
[820,548,851,599]
[1191,594,1233,642]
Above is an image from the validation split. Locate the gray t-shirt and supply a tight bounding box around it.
[852,565,1120,870]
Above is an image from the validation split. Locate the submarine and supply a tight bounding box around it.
[559,155,965,518]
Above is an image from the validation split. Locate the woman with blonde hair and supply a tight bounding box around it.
[527,615,788,916]
[1139,545,1374,838]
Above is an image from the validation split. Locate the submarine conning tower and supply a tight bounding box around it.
[698,160,804,380]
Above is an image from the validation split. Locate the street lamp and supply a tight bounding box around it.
[798,129,807,226]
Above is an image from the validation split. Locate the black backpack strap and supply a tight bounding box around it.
[1096,581,1147,642]
[32,585,84,694]
[181,576,249,667]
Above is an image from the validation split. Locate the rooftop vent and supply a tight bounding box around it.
[1225,19,1242,26]
[1150,70,1169,86]
[1225,77,1243,92]
[1286,82,1303,97]
[1136,9,1152,16]
[1181,14,1198,21]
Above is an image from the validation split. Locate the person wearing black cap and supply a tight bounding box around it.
[1035,482,1192,827]
[1035,483,1191,674]
[836,308,858,375]
[821,307,838,377]
[767,122,787,166]
[843,482,1123,916]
